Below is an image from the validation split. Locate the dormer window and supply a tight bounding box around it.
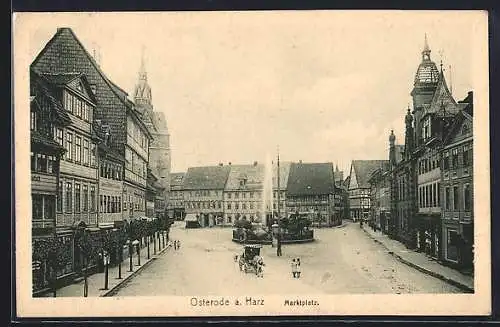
[422,117,431,140]
[76,82,83,92]
[462,123,470,135]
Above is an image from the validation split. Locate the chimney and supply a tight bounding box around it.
[218,163,223,166]
[228,162,231,166]
[299,160,302,164]
[253,161,258,166]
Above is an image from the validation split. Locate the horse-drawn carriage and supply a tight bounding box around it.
[235,244,265,276]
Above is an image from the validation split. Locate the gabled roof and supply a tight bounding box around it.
[225,164,265,190]
[30,70,72,126]
[351,160,389,189]
[287,162,335,196]
[183,165,231,190]
[31,27,153,139]
[41,72,98,105]
[443,109,473,145]
[40,72,81,85]
[425,71,459,117]
[170,172,185,187]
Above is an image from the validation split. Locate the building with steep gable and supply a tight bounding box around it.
[441,92,474,269]
[348,160,389,222]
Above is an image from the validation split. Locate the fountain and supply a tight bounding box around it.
[261,153,274,227]
[231,150,315,244]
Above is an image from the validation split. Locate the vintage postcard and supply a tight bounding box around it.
[14,10,490,317]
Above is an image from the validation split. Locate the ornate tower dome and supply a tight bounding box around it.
[413,34,440,86]
[134,47,152,108]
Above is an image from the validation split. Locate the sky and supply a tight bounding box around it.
[18,11,480,174]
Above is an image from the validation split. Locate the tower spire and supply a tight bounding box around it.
[422,33,431,61]
[139,45,147,80]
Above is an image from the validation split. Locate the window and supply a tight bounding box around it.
[74,183,81,212]
[446,229,459,261]
[462,123,470,135]
[463,144,471,166]
[48,155,56,174]
[453,186,459,211]
[74,98,81,117]
[464,183,471,211]
[250,202,254,209]
[32,194,43,220]
[65,182,72,213]
[235,193,239,199]
[452,149,459,169]
[68,93,74,113]
[44,195,55,220]
[422,118,430,140]
[235,203,239,210]
[83,139,89,166]
[90,185,96,212]
[75,136,82,163]
[57,181,63,212]
[30,111,37,131]
[443,152,450,171]
[418,187,422,208]
[90,143,96,167]
[100,195,104,213]
[65,133,73,161]
[118,196,121,212]
[431,183,435,207]
[82,185,88,212]
[227,203,231,210]
[228,193,232,199]
[437,182,441,206]
[36,153,47,173]
[55,128,63,146]
[445,187,451,210]
[242,203,247,210]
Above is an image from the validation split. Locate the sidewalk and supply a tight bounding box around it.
[361,225,474,292]
[39,238,171,298]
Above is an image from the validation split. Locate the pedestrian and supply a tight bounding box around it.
[291,258,297,278]
[174,240,178,250]
[296,258,301,278]
[277,239,282,257]
[178,240,181,250]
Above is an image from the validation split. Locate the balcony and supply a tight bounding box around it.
[32,219,55,229]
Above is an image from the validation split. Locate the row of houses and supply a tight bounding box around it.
[30,27,171,293]
[166,161,346,228]
[361,36,474,271]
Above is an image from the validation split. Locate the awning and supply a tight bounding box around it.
[185,213,198,222]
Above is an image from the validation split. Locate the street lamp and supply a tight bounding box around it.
[133,239,140,266]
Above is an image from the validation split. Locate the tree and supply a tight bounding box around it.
[32,237,70,297]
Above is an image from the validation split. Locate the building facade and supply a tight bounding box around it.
[286,162,339,227]
[183,166,230,227]
[224,163,266,225]
[441,93,474,269]
[30,70,70,292]
[168,172,186,220]
[95,121,125,229]
[40,71,101,279]
[368,164,391,233]
[348,160,388,222]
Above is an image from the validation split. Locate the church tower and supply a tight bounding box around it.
[410,34,440,147]
[133,47,172,212]
[134,46,153,114]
